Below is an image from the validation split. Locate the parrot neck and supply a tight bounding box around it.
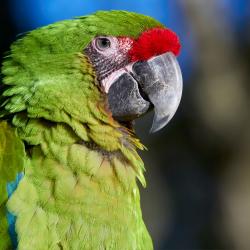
[9,124,153,249]
[14,113,147,186]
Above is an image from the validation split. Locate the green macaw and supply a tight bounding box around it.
[0,10,182,250]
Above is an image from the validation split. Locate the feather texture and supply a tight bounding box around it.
[0,121,26,250]
[0,10,164,249]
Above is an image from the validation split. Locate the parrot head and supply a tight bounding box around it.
[1,10,182,154]
[85,24,182,133]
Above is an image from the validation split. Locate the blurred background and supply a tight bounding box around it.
[1,0,250,249]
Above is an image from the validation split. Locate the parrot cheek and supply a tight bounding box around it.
[107,52,183,132]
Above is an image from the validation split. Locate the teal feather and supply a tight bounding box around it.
[7,172,24,249]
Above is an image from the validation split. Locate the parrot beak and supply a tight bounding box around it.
[108,52,183,133]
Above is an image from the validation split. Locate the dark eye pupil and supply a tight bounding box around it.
[96,38,111,50]
[100,39,109,47]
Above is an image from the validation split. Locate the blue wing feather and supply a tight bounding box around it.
[6,172,24,248]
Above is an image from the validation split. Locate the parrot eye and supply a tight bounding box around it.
[95,37,111,51]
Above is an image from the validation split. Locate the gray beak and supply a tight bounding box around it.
[108,52,183,133]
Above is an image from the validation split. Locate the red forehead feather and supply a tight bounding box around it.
[129,27,181,62]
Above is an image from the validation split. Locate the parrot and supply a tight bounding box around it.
[0,10,182,250]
